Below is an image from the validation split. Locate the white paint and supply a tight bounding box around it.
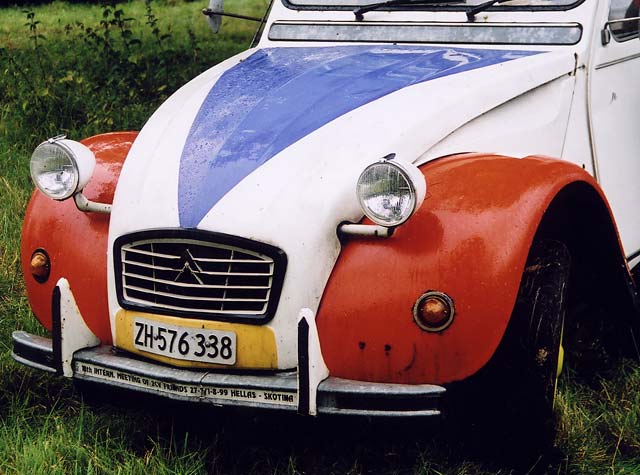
[107,51,255,342]
[57,278,101,377]
[298,308,329,416]
[589,0,640,259]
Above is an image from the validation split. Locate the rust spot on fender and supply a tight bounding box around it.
[402,344,417,372]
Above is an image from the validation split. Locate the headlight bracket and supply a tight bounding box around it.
[338,223,394,238]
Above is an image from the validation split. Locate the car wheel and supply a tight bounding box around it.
[506,239,570,431]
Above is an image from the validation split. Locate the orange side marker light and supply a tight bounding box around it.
[30,249,50,284]
[413,291,455,332]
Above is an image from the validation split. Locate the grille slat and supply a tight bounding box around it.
[193,257,274,264]
[124,247,181,260]
[122,260,273,277]
[122,271,270,290]
[123,297,266,315]
[124,284,269,303]
[124,246,273,264]
[116,233,285,321]
[122,259,177,272]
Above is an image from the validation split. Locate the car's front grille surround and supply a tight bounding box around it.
[114,230,287,323]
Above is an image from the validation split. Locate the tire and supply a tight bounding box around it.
[505,239,570,432]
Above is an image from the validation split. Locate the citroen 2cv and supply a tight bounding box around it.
[12,0,640,440]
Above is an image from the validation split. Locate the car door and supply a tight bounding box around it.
[590,0,640,261]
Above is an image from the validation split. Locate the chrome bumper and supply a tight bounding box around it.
[13,330,445,417]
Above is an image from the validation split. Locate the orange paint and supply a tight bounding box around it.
[316,154,616,385]
[21,132,137,344]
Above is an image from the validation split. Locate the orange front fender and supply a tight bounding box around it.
[21,132,137,344]
[316,153,622,385]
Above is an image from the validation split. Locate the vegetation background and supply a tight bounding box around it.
[0,1,639,473]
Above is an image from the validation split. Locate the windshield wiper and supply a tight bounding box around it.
[465,0,515,21]
[354,0,464,21]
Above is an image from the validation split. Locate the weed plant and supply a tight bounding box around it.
[0,1,639,474]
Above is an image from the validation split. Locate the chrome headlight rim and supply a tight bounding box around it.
[356,157,426,228]
[30,136,95,201]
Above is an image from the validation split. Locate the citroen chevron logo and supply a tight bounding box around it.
[174,249,204,285]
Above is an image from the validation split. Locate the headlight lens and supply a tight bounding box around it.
[356,158,426,227]
[30,138,95,200]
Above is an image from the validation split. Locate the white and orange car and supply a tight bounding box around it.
[13,0,640,437]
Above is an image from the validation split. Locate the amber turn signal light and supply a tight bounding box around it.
[30,249,50,284]
[413,291,455,332]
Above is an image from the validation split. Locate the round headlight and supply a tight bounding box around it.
[356,158,426,227]
[30,137,95,201]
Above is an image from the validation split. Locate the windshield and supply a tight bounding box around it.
[285,0,582,10]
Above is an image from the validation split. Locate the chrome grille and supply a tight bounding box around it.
[116,232,285,320]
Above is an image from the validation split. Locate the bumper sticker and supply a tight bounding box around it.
[76,362,297,406]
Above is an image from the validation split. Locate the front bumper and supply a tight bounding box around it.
[13,330,445,417]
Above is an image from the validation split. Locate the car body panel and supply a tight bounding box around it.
[317,153,615,384]
[589,14,640,257]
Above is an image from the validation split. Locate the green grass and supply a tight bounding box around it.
[0,0,265,49]
[1,1,640,473]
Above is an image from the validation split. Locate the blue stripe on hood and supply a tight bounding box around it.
[178,45,539,228]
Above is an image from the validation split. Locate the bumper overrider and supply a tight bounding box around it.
[12,279,445,417]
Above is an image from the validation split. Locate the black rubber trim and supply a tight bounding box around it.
[114,229,287,325]
[251,0,276,47]
[51,285,63,375]
[280,0,586,13]
[12,335,55,371]
[628,248,640,263]
[297,317,310,415]
[329,393,440,412]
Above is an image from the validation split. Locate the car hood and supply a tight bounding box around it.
[108,44,575,365]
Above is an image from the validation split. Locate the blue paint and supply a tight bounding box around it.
[178,45,539,227]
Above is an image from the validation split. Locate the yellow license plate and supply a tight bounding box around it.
[115,310,278,369]
[133,317,237,365]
